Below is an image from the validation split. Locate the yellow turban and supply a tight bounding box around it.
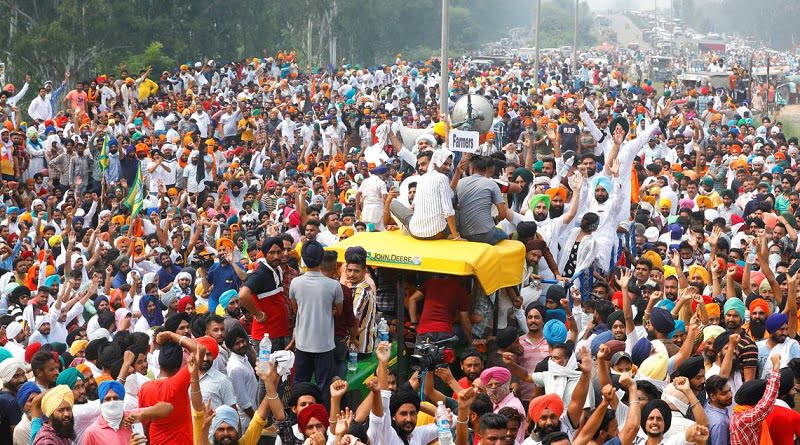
[641,250,663,271]
[48,235,63,248]
[703,325,725,341]
[695,196,712,209]
[69,340,88,356]
[433,121,447,139]
[195,282,205,298]
[338,226,355,238]
[659,198,672,210]
[42,385,74,417]
[638,352,668,381]
[688,265,710,285]
[663,265,677,278]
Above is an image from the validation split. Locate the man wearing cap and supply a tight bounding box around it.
[289,240,343,405]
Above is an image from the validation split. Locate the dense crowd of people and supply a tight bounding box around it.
[0,43,798,445]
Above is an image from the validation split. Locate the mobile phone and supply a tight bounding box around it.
[789,260,800,277]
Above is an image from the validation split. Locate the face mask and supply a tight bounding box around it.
[486,383,510,404]
[769,253,781,270]
[101,400,125,430]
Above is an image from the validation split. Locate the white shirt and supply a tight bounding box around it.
[227,351,257,432]
[28,95,52,121]
[197,367,237,409]
[367,390,438,445]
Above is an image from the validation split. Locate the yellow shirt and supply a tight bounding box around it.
[193,409,266,445]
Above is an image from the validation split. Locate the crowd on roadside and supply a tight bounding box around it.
[0,44,798,445]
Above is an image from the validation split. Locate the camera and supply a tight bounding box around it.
[191,252,215,269]
[409,337,456,372]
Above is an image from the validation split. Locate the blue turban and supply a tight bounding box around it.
[44,275,61,288]
[72,216,83,225]
[108,138,118,147]
[543,320,568,345]
[631,337,652,366]
[723,298,746,320]
[147,208,159,216]
[766,313,789,335]
[650,307,675,334]
[668,320,686,339]
[209,405,240,441]
[591,330,614,357]
[0,347,11,363]
[7,207,19,214]
[98,380,125,401]
[591,175,612,193]
[94,296,109,310]
[655,299,676,312]
[55,367,85,389]
[216,289,239,316]
[16,381,41,408]
[545,308,567,324]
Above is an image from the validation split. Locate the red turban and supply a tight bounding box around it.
[25,342,42,363]
[297,403,329,432]
[528,394,564,422]
[196,336,219,360]
[178,296,194,313]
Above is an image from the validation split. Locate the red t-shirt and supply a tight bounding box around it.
[245,263,290,340]
[417,278,470,335]
[138,366,192,445]
[334,284,358,338]
[766,405,800,445]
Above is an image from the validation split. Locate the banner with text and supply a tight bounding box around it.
[448,129,480,153]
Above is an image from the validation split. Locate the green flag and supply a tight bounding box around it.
[124,163,144,217]
[98,135,109,172]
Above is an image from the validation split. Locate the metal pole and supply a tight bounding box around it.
[766,56,771,117]
[533,0,541,88]
[572,0,578,75]
[440,0,449,118]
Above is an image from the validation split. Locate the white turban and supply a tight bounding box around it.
[0,358,24,383]
[5,322,22,340]
[429,148,454,171]
[415,133,437,149]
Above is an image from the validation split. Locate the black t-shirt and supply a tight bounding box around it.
[558,122,580,153]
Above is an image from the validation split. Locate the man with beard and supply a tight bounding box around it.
[200,237,247,313]
[545,187,567,219]
[637,399,710,445]
[525,393,567,443]
[157,251,182,291]
[757,313,800,378]
[457,349,484,391]
[367,341,438,444]
[705,375,733,445]
[481,367,526,443]
[517,304,549,411]
[523,177,582,258]
[673,356,707,407]
[86,295,112,337]
[701,325,726,370]
[578,152,598,177]
[204,314,228,374]
[226,324,257,430]
[0,358,26,442]
[195,336,236,410]
[33,385,75,445]
[744,298,770,341]
[55,367,102,443]
[723,297,760,381]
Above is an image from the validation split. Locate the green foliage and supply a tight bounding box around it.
[535,1,598,49]
[122,42,176,76]
[0,0,597,88]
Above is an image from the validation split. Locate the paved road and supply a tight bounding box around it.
[608,14,651,51]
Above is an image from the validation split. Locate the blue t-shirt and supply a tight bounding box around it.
[0,391,22,444]
[756,338,800,377]
[157,265,182,290]
[206,262,241,311]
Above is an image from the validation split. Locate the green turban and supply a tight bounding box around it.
[723,298,746,320]
[511,167,534,184]
[56,367,85,389]
[529,194,551,212]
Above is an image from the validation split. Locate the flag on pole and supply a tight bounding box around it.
[98,135,109,172]
[124,163,144,217]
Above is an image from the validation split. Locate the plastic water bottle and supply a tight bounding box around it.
[257,334,272,374]
[436,401,454,445]
[557,155,574,178]
[347,345,358,372]
[746,245,756,264]
[378,318,389,342]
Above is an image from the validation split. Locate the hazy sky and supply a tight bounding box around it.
[586,0,680,12]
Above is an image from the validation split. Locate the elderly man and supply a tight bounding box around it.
[34,385,75,445]
[481,366,526,443]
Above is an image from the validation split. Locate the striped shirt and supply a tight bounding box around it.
[408,171,454,238]
[353,281,377,354]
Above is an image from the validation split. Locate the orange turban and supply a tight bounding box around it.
[196,336,219,359]
[545,186,567,202]
[748,298,770,316]
[216,237,234,251]
[705,303,721,318]
[528,394,564,422]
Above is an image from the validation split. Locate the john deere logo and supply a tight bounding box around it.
[367,252,422,266]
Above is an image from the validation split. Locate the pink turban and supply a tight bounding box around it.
[480,366,511,385]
